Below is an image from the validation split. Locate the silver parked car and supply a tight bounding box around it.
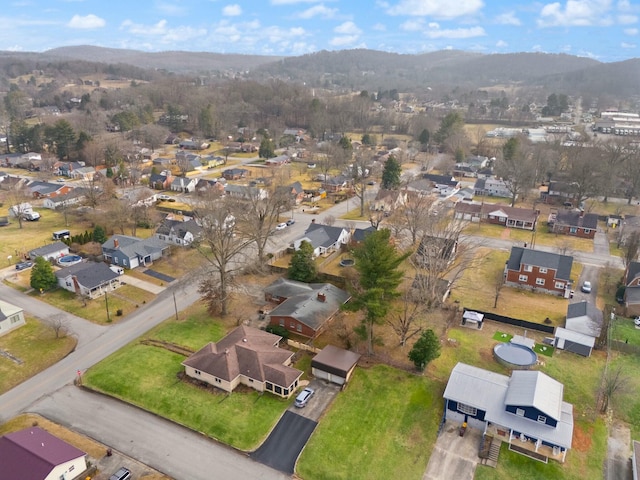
[294,387,314,408]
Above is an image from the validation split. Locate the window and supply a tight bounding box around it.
[536,278,545,286]
[194,369,201,375]
[215,378,221,383]
[584,229,591,234]
[537,415,547,423]
[516,408,525,416]
[539,267,547,274]
[555,281,565,289]
[290,321,295,328]
[457,403,477,416]
[279,319,284,327]
[569,227,577,234]
[10,315,21,324]
[248,378,253,383]
[519,275,528,282]
[69,465,75,472]
[523,265,533,272]
[297,324,302,332]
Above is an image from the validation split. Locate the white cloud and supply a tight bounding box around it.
[372,23,386,31]
[625,27,638,35]
[329,35,360,46]
[156,2,189,16]
[222,4,242,16]
[120,19,206,44]
[496,39,508,47]
[495,11,521,26]
[67,14,105,29]
[537,0,614,27]
[428,22,440,28]
[618,14,638,24]
[386,0,484,18]
[334,21,361,35]
[298,4,338,19]
[400,19,424,31]
[425,26,486,39]
[621,41,637,48]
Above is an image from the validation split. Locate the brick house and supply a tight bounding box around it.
[504,246,573,296]
[454,202,538,231]
[548,210,598,239]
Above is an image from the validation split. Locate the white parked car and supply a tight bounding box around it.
[275,223,287,231]
[581,281,592,293]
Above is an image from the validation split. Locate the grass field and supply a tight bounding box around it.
[297,365,440,480]
[0,317,76,394]
[448,248,571,325]
[83,307,288,451]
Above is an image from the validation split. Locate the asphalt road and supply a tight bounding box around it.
[31,386,289,480]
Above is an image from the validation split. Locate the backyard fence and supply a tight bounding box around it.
[463,308,555,334]
[287,339,322,354]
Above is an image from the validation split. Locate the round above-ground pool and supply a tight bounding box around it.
[57,255,83,267]
[339,258,355,267]
[493,342,537,369]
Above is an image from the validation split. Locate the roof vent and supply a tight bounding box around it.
[224,348,229,355]
[243,338,247,342]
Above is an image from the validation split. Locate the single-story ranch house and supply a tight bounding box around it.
[443,362,573,463]
[28,242,70,262]
[55,261,121,299]
[182,325,302,398]
[102,235,169,269]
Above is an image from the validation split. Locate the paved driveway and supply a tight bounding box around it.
[120,274,165,294]
[423,421,482,480]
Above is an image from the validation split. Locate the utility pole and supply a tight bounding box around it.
[173,291,179,321]
[105,288,111,322]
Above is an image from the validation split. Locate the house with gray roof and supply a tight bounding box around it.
[154,218,202,246]
[265,278,350,338]
[553,301,603,357]
[504,247,573,297]
[444,362,573,463]
[0,426,87,480]
[548,210,598,239]
[170,176,197,193]
[291,222,351,258]
[42,188,86,210]
[102,234,169,270]
[0,299,26,337]
[55,261,121,299]
[182,325,302,398]
[28,242,70,262]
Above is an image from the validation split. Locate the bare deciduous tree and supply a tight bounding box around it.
[47,313,69,339]
[599,365,628,413]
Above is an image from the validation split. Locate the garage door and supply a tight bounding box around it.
[446,410,464,423]
[467,417,486,431]
[312,368,346,385]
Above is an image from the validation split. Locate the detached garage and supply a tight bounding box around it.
[312,345,360,386]
[554,326,595,357]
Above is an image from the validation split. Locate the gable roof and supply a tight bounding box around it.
[0,299,22,322]
[455,202,538,223]
[0,427,85,480]
[29,241,69,258]
[625,261,640,285]
[269,281,350,331]
[102,235,168,259]
[506,246,573,281]
[554,210,598,230]
[566,300,603,337]
[352,226,376,243]
[443,363,573,449]
[156,218,202,239]
[54,261,119,289]
[182,325,301,388]
[301,223,349,249]
[311,345,360,374]
[27,181,63,196]
[504,370,564,421]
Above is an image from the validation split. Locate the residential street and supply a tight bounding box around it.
[0,191,629,480]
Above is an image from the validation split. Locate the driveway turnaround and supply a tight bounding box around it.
[251,411,317,474]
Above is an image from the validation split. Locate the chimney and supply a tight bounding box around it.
[317,292,326,302]
[113,238,119,248]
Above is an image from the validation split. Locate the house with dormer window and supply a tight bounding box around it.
[443,363,574,463]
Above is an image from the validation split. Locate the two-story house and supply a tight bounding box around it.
[443,363,574,463]
[474,177,512,198]
[504,246,573,296]
[154,218,202,246]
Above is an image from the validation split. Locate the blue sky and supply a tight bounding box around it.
[2,0,639,62]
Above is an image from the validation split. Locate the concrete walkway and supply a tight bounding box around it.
[120,274,166,294]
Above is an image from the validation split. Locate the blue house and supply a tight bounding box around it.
[443,363,573,463]
[102,235,169,269]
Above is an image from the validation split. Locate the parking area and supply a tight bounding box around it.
[291,378,341,421]
[423,420,483,480]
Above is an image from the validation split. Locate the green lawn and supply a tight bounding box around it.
[83,311,288,450]
[492,331,513,342]
[610,317,640,347]
[0,318,76,394]
[297,365,440,480]
[35,285,155,324]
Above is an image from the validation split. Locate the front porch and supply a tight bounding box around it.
[485,423,567,463]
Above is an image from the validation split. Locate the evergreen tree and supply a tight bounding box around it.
[30,257,57,291]
[381,155,402,190]
[409,329,441,371]
[418,128,430,145]
[288,241,317,283]
[93,225,107,244]
[343,229,410,355]
[259,137,276,159]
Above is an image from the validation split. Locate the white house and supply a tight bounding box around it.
[0,427,87,480]
[170,176,197,193]
[0,299,26,337]
[292,223,351,258]
[55,262,121,299]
